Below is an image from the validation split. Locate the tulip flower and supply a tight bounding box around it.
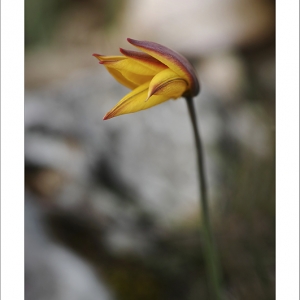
[93,38,200,120]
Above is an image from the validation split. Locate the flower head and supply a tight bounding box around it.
[93,38,200,120]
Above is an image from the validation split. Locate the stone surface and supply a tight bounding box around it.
[25,193,114,300]
[25,63,272,224]
[25,68,202,224]
[120,0,275,56]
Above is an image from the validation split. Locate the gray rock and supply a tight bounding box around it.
[25,193,114,300]
[25,65,272,224]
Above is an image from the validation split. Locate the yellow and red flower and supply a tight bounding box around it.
[93,38,200,120]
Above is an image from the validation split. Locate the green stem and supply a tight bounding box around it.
[185,96,222,300]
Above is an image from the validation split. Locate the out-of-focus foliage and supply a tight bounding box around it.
[25,0,125,49]
[25,0,66,47]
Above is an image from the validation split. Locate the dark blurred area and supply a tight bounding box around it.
[25,0,275,299]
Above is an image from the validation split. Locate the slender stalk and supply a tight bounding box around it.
[185,96,222,300]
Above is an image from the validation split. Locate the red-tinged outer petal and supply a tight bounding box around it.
[127,38,200,97]
[119,48,167,72]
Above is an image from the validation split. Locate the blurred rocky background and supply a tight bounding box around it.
[25,0,275,299]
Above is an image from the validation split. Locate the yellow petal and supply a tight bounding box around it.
[93,53,154,88]
[106,68,137,89]
[120,48,167,73]
[103,82,170,120]
[147,69,188,100]
[93,54,136,89]
[103,57,157,76]
[117,70,153,87]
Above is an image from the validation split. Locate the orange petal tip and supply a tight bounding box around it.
[103,112,113,120]
[93,53,103,63]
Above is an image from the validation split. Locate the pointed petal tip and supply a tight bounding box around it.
[127,38,138,45]
[119,48,129,56]
[103,112,113,120]
[93,53,103,63]
[119,47,126,54]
